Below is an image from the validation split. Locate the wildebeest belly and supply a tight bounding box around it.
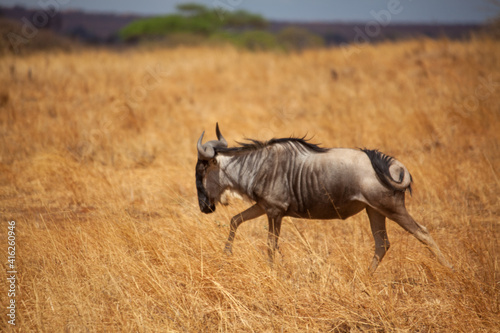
[288,196,366,220]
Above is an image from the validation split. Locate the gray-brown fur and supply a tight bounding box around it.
[196,124,452,272]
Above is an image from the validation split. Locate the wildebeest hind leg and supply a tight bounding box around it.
[224,204,265,255]
[385,207,453,269]
[366,207,390,273]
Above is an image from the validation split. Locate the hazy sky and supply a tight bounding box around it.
[3,0,499,23]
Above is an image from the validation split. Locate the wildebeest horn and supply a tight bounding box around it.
[197,131,215,160]
[216,123,227,147]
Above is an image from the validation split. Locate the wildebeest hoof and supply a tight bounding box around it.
[223,246,233,255]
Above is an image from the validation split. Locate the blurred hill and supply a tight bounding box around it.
[1,4,482,52]
[1,5,142,43]
[269,21,481,45]
[0,16,74,55]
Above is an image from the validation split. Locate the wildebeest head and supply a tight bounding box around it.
[196,123,227,214]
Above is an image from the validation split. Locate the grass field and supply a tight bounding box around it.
[0,37,499,332]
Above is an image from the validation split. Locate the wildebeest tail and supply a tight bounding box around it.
[361,149,413,194]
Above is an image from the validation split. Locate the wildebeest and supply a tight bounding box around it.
[196,124,452,272]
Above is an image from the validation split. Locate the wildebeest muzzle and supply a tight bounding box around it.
[196,159,216,214]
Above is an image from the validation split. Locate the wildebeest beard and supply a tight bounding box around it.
[195,159,216,214]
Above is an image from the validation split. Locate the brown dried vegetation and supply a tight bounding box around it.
[0,38,499,331]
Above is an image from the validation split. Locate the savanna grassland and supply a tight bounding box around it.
[0,37,499,332]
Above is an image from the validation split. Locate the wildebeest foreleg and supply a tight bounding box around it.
[224,204,264,255]
[366,206,390,273]
[267,214,283,266]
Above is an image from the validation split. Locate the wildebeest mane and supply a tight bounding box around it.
[215,137,329,155]
[361,148,413,194]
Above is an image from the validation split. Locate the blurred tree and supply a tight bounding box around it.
[119,3,269,47]
[224,10,268,30]
[176,3,208,16]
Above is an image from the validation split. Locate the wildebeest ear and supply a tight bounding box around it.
[215,123,227,147]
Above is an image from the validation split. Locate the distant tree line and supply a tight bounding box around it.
[119,3,324,51]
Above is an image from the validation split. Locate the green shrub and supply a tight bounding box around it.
[119,14,221,40]
[119,3,267,42]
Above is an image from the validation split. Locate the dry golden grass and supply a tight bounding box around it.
[0,37,499,332]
